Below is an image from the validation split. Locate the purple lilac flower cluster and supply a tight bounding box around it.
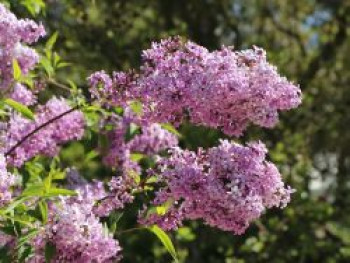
[102,114,178,171]
[5,97,85,167]
[0,153,16,206]
[88,71,136,107]
[0,3,45,93]
[89,37,301,136]
[128,123,179,155]
[26,171,122,262]
[95,114,178,217]
[93,175,135,217]
[139,140,294,234]
[30,195,122,262]
[140,39,301,135]
[10,83,36,105]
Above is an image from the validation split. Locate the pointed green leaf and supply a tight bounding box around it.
[46,188,77,197]
[39,201,48,223]
[130,153,145,162]
[130,100,143,115]
[160,123,182,137]
[4,99,35,120]
[13,59,22,81]
[148,225,178,262]
[45,32,58,51]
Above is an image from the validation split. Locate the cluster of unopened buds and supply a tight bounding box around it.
[0,4,301,262]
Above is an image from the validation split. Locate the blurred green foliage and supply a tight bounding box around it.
[3,0,350,262]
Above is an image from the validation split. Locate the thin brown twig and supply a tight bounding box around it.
[116,227,144,235]
[5,105,80,157]
[47,78,71,92]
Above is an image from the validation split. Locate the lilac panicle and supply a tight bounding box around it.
[128,123,178,155]
[89,37,301,136]
[93,175,135,217]
[10,83,36,105]
[0,3,45,92]
[139,140,294,234]
[0,153,16,206]
[30,196,122,262]
[138,38,301,136]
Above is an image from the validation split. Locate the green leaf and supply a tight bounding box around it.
[130,100,143,115]
[148,225,178,262]
[51,171,66,180]
[40,57,54,77]
[146,176,158,184]
[45,32,58,51]
[67,79,77,92]
[46,188,77,197]
[57,62,71,69]
[20,0,45,16]
[125,123,140,141]
[18,244,32,263]
[13,59,22,81]
[130,153,145,162]
[4,99,35,120]
[43,171,53,192]
[1,197,32,214]
[45,242,56,263]
[160,123,182,137]
[17,229,39,248]
[84,150,99,162]
[39,201,48,223]
[0,246,11,262]
[176,227,196,242]
[21,184,45,197]
[156,199,174,216]
[53,52,61,66]
[109,212,124,233]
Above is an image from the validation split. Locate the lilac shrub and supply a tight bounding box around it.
[0,4,302,262]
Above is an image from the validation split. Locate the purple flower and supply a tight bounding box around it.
[5,97,85,167]
[30,198,122,263]
[0,153,16,206]
[93,176,135,217]
[140,140,294,234]
[10,83,36,105]
[89,37,301,136]
[0,4,45,92]
[128,123,178,155]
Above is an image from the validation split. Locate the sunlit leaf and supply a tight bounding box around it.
[4,99,34,120]
[13,59,22,81]
[148,225,178,262]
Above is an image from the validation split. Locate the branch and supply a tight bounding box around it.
[5,105,80,157]
[47,78,71,92]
